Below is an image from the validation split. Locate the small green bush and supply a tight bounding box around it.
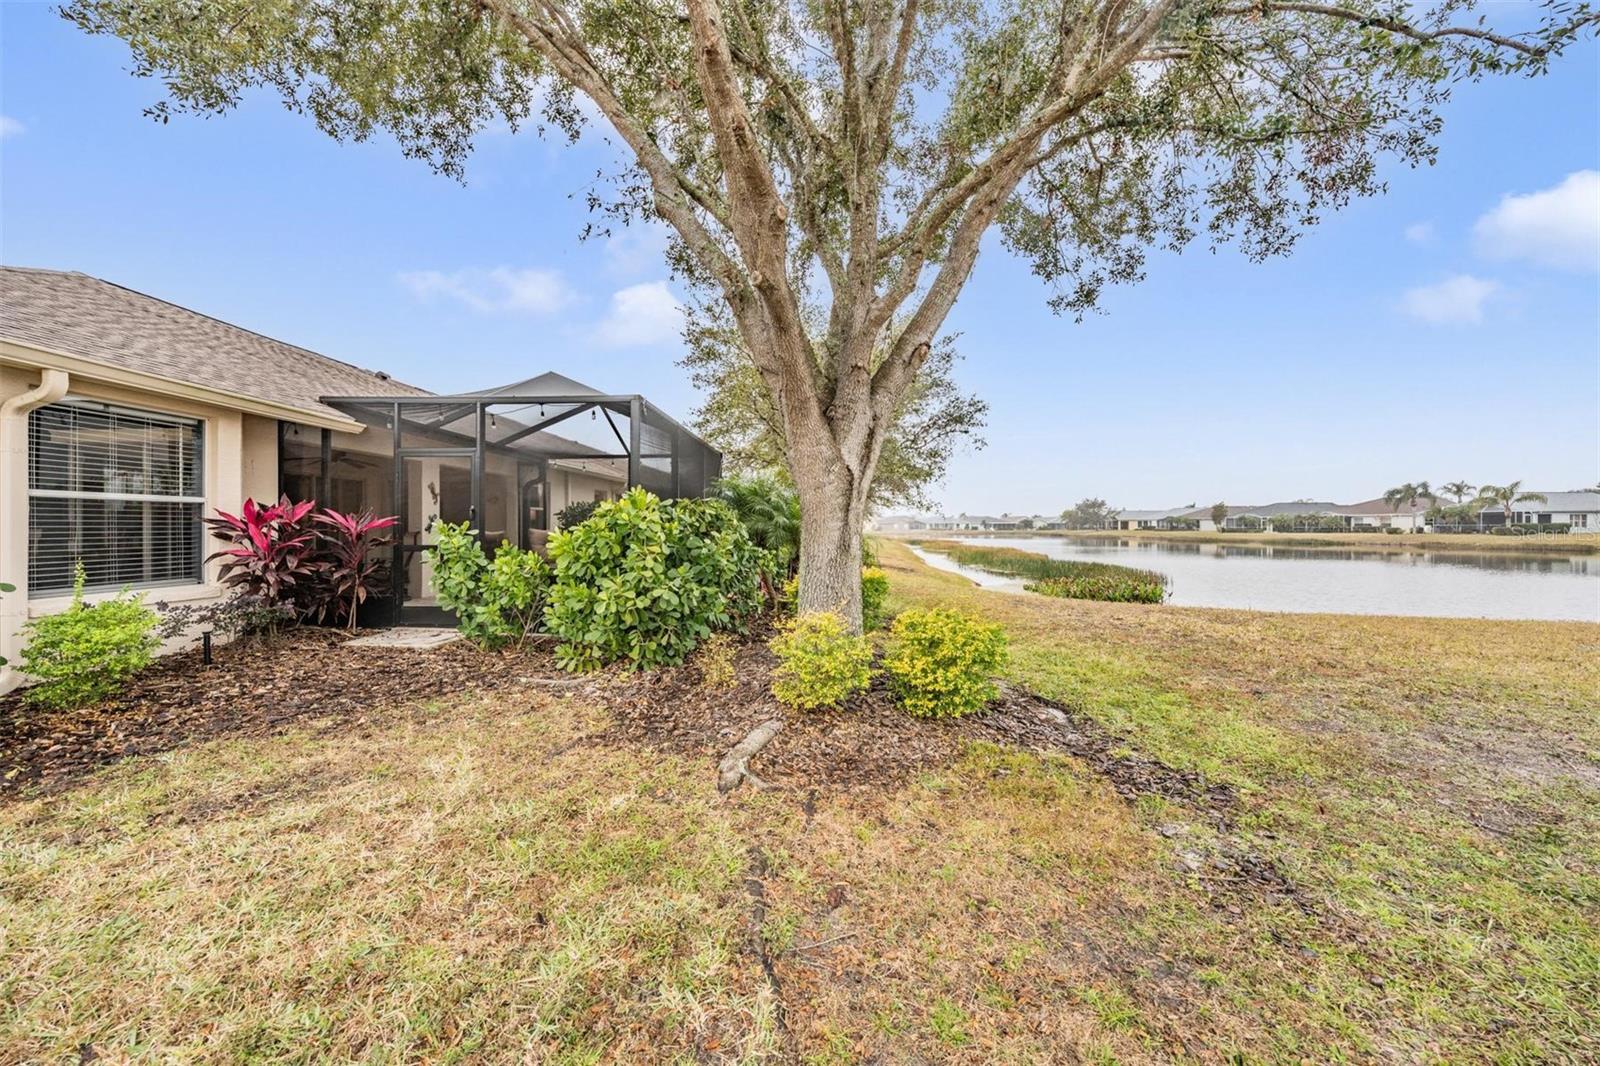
[769,612,874,710]
[425,521,552,648]
[545,488,769,671]
[556,499,601,530]
[860,567,889,629]
[884,608,1007,719]
[20,565,159,709]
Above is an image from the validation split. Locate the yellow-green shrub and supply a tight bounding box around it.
[20,565,159,709]
[769,612,874,710]
[884,608,1008,718]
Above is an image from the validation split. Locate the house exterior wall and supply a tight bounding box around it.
[1,354,283,693]
[241,414,281,504]
[549,463,627,517]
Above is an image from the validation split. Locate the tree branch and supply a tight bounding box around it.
[1211,1,1557,55]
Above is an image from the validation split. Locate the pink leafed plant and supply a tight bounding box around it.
[204,496,322,611]
[314,509,399,630]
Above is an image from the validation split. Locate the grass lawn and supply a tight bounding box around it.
[3,542,1597,1062]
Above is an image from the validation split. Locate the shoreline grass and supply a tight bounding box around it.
[911,538,1169,603]
[892,526,1600,555]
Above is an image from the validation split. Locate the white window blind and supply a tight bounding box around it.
[28,399,205,596]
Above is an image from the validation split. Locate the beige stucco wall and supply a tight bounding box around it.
[550,462,626,515]
[0,355,283,693]
[241,414,281,504]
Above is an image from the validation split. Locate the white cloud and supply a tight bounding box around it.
[1403,221,1434,244]
[0,115,24,139]
[593,281,683,347]
[397,266,574,314]
[1472,170,1600,272]
[605,222,671,276]
[1400,274,1500,325]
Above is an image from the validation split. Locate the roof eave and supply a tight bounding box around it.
[1,337,366,431]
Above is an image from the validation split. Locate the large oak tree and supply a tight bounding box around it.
[67,0,1595,626]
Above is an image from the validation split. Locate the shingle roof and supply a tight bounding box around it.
[0,267,428,421]
[1228,501,1339,518]
[1334,496,1437,516]
[1114,507,1194,521]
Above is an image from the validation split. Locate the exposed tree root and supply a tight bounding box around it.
[718,718,783,792]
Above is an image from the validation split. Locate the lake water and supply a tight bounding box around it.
[911,537,1600,622]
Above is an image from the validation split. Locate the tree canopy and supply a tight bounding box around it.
[683,314,986,510]
[65,0,1597,622]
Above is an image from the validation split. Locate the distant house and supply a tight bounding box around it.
[1206,502,1340,531]
[1332,497,1435,531]
[1476,491,1599,529]
[871,514,926,532]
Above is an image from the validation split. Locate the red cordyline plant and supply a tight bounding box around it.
[204,497,322,613]
[313,509,398,630]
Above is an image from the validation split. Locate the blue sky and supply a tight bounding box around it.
[2,2,1596,513]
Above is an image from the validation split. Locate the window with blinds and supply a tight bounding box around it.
[28,399,205,596]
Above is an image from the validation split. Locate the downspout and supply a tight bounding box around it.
[1,368,69,694]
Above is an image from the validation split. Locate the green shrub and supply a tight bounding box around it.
[425,521,552,648]
[883,608,1007,719]
[556,499,601,530]
[19,565,159,709]
[860,567,890,629]
[769,612,874,710]
[545,488,769,671]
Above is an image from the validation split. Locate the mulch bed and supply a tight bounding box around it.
[0,629,550,798]
[1,622,1294,900]
[6,623,1230,830]
[602,631,1240,821]
[601,632,1300,901]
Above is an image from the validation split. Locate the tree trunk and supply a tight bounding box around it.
[791,458,869,630]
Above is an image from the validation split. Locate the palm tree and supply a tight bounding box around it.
[1478,481,1548,530]
[1440,481,1476,504]
[1383,481,1435,531]
[713,473,802,574]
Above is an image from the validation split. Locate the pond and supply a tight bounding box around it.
[911,537,1600,622]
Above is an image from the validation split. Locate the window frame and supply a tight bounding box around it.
[26,396,208,597]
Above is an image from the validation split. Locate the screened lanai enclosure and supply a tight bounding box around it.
[279,373,721,626]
